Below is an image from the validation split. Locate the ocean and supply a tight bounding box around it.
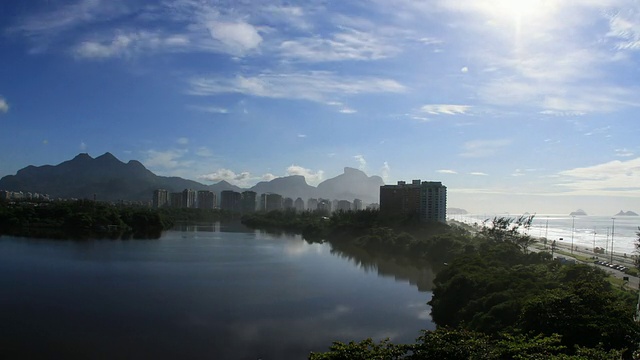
[452,214,640,256]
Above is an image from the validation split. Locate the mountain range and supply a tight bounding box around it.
[0,152,384,204]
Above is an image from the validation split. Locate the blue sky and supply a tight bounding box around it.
[1,0,640,215]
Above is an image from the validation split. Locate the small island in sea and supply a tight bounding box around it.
[569,209,587,216]
[447,207,468,215]
[614,210,639,216]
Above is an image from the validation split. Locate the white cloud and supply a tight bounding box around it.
[418,37,443,45]
[460,139,512,158]
[607,8,640,50]
[189,72,406,103]
[327,101,357,114]
[556,157,640,196]
[262,4,308,30]
[74,31,190,59]
[461,66,469,73]
[381,162,391,183]
[615,148,634,157]
[199,168,251,185]
[80,141,87,151]
[297,134,307,138]
[470,172,488,176]
[8,0,130,52]
[421,104,471,115]
[195,147,213,157]
[354,155,367,171]
[410,115,430,122]
[511,169,525,177]
[279,28,400,62]
[262,173,277,181]
[206,21,263,56]
[0,97,8,113]
[437,169,457,174]
[540,110,586,117]
[286,165,324,186]
[190,105,229,114]
[176,137,189,145]
[143,148,189,170]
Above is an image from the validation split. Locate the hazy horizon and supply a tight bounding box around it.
[1,1,640,216]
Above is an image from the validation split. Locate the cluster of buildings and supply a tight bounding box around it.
[0,190,50,201]
[152,189,367,214]
[153,178,447,223]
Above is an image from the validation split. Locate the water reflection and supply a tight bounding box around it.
[328,242,437,292]
[173,221,264,234]
[0,226,434,359]
[172,222,438,292]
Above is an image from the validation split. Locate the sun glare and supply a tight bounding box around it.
[486,0,556,23]
[508,0,542,17]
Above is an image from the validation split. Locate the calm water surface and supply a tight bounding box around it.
[0,223,435,359]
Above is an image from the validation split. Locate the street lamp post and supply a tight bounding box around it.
[571,216,575,254]
[610,218,615,263]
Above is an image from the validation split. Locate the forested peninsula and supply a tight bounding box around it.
[241,210,640,360]
[0,200,230,239]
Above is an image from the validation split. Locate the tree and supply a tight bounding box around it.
[634,227,640,270]
[308,338,408,360]
[309,329,626,359]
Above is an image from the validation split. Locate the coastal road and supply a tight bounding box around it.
[531,242,640,291]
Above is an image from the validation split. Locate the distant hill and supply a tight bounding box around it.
[316,167,384,204]
[569,209,588,216]
[249,175,318,200]
[614,210,638,216]
[0,152,213,201]
[0,153,381,203]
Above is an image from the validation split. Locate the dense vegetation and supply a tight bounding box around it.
[0,200,231,239]
[0,200,171,239]
[242,211,640,359]
[242,209,465,262]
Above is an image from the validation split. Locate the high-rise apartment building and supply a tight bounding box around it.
[197,190,216,209]
[170,192,183,208]
[283,197,294,210]
[152,189,169,208]
[337,200,352,212]
[182,189,196,208]
[264,193,283,212]
[241,191,257,214]
[317,198,332,213]
[353,198,363,211]
[380,180,447,223]
[307,198,318,211]
[294,197,305,212]
[220,190,242,213]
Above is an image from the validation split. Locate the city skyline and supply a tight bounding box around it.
[1,1,640,215]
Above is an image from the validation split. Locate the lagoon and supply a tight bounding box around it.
[0,223,434,359]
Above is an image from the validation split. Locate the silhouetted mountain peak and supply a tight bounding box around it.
[72,153,93,161]
[96,152,119,163]
[343,167,364,176]
[271,175,308,185]
[316,167,383,203]
[127,159,144,167]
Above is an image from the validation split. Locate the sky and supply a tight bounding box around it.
[1,0,640,215]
